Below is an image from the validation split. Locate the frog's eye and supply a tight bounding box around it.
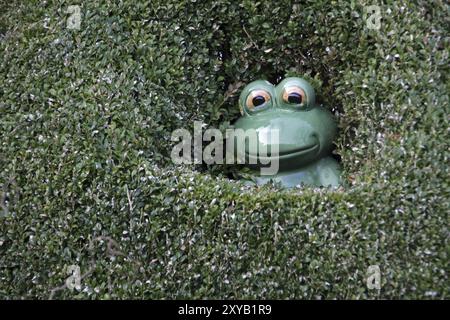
[282,86,306,106]
[246,89,271,111]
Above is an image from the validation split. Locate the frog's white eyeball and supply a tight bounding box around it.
[282,86,306,105]
[246,89,271,110]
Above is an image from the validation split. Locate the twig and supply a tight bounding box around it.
[49,260,96,300]
[214,81,245,110]
[48,236,128,299]
[243,26,259,50]
[126,185,134,214]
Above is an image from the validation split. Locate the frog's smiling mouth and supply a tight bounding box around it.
[245,143,319,161]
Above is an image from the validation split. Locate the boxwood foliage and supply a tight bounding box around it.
[0,0,448,299]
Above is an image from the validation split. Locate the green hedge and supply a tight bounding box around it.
[0,0,448,299]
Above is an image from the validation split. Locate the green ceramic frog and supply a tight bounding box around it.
[231,77,341,188]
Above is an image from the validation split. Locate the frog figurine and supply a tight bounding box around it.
[231,77,341,188]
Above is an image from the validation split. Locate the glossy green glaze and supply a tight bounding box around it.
[232,77,341,188]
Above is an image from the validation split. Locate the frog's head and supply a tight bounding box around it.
[233,77,337,171]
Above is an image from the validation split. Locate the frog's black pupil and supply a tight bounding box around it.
[288,93,302,104]
[252,95,266,107]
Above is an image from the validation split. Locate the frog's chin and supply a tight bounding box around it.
[244,143,320,167]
